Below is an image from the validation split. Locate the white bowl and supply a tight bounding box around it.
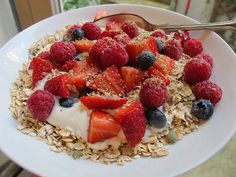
[0,4,236,177]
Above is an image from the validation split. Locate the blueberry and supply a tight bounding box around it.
[137,51,156,70]
[78,87,92,98]
[59,97,76,108]
[191,99,214,120]
[72,28,84,40]
[75,54,82,61]
[145,109,167,129]
[155,38,164,54]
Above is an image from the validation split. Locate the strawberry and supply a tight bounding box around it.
[37,51,52,61]
[126,36,158,63]
[148,67,170,85]
[105,21,122,31]
[69,76,87,92]
[73,39,95,53]
[153,54,175,75]
[99,30,122,38]
[44,74,71,98]
[29,57,55,86]
[80,96,127,109]
[88,110,121,144]
[115,101,146,147]
[94,11,108,21]
[58,59,77,72]
[120,66,146,93]
[73,59,100,81]
[88,65,125,96]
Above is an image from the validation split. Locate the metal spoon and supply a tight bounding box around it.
[94,13,236,32]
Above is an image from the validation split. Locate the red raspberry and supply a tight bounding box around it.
[184,38,203,57]
[121,22,139,39]
[163,40,183,60]
[50,42,76,65]
[81,22,101,40]
[193,81,222,105]
[66,24,81,38]
[184,59,212,85]
[27,90,55,121]
[194,53,213,68]
[89,37,128,68]
[113,33,130,47]
[151,30,168,39]
[172,30,190,46]
[140,78,168,108]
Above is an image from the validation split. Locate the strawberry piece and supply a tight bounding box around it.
[30,57,55,86]
[88,110,121,144]
[69,76,87,92]
[80,96,127,109]
[148,67,170,85]
[37,51,52,61]
[94,11,108,21]
[120,66,146,93]
[73,59,100,81]
[44,74,71,98]
[115,101,146,147]
[88,65,125,96]
[153,54,175,75]
[105,21,122,31]
[100,30,122,38]
[58,59,77,72]
[126,36,158,63]
[73,39,95,53]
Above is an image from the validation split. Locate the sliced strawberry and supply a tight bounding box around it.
[100,30,122,38]
[120,66,146,93]
[58,59,77,72]
[69,76,87,92]
[115,101,146,147]
[94,11,108,21]
[80,96,127,109]
[106,21,122,31]
[73,39,95,53]
[88,110,121,144]
[88,65,125,96]
[30,57,55,86]
[148,67,170,85]
[37,51,52,61]
[153,54,175,75]
[73,59,100,81]
[44,74,71,98]
[126,36,158,63]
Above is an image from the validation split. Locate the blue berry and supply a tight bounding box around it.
[137,51,156,70]
[72,29,84,40]
[75,54,82,61]
[155,38,164,54]
[145,109,167,129]
[59,97,76,108]
[191,99,214,120]
[78,88,92,98]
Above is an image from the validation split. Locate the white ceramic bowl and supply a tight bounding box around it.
[0,4,236,177]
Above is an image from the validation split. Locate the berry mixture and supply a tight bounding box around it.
[10,12,223,165]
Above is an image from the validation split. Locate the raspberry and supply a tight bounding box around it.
[140,78,168,108]
[172,30,190,46]
[50,42,76,65]
[184,59,212,85]
[113,33,130,47]
[121,22,139,39]
[163,40,183,60]
[66,24,81,39]
[27,90,55,121]
[194,53,213,68]
[193,81,222,105]
[89,37,128,68]
[151,30,167,39]
[81,22,101,40]
[184,38,203,57]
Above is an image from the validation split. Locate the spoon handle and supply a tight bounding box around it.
[154,17,236,32]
